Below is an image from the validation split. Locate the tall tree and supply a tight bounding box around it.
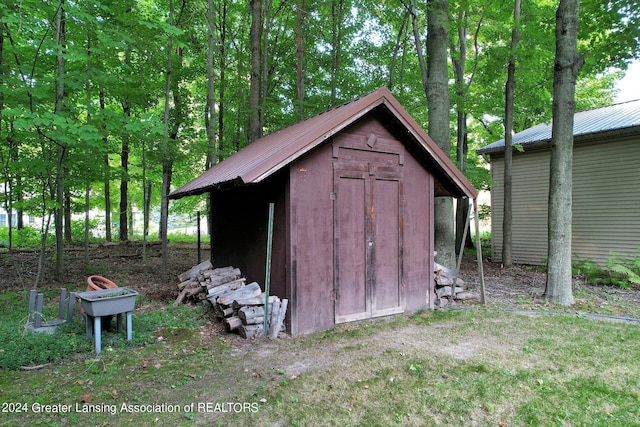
[295,0,305,118]
[54,0,66,280]
[206,0,217,166]
[249,0,263,142]
[427,0,455,269]
[450,4,482,253]
[502,0,521,268]
[546,0,583,305]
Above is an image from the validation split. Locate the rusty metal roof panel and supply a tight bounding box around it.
[478,99,640,155]
[170,87,477,200]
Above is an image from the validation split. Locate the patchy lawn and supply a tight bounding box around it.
[1,245,640,426]
[1,309,640,426]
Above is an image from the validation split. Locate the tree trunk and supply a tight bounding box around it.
[84,31,92,265]
[217,1,227,163]
[206,0,217,167]
[261,0,271,123]
[427,0,455,269]
[330,0,345,104]
[388,11,409,90]
[451,11,472,252]
[502,0,521,268]
[119,104,129,242]
[99,90,112,242]
[54,0,66,281]
[545,0,583,306]
[408,0,427,95]
[160,0,175,283]
[249,0,263,143]
[64,186,72,242]
[295,0,305,118]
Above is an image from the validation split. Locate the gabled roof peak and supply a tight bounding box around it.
[170,87,477,200]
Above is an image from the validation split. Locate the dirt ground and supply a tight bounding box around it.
[1,242,639,316]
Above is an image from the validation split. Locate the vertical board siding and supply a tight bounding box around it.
[290,143,335,335]
[490,136,640,265]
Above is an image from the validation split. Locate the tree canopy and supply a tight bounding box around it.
[0,0,637,255]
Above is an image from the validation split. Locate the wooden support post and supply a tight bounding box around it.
[35,293,44,328]
[197,210,201,265]
[28,290,37,323]
[58,288,67,320]
[67,292,75,323]
[473,198,486,304]
[263,203,275,337]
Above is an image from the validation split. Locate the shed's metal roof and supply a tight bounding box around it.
[477,98,640,155]
[170,87,477,200]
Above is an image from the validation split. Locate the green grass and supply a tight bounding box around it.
[0,291,213,370]
[2,307,639,426]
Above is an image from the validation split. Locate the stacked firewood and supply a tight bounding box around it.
[174,261,287,339]
[434,262,479,309]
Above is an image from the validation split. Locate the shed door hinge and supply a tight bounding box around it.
[330,192,337,200]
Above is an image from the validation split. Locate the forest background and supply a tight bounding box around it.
[0,0,638,283]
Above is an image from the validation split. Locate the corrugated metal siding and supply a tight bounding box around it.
[491,135,640,265]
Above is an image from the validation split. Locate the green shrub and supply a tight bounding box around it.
[0,293,211,370]
[0,225,51,248]
[573,248,640,289]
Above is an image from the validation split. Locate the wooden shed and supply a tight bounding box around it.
[170,88,477,335]
[478,99,640,266]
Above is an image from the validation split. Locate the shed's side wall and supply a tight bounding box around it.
[490,135,640,265]
[402,146,435,311]
[490,150,549,265]
[210,171,288,297]
[289,143,335,336]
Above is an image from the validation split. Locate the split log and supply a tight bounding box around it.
[269,299,288,339]
[204,269,242,289]
[213,304,235,319]
[177,279,196,290]
[223,316,243,332]
[435,286,464,299]
[216,282,262,306]
[174,289,188,306]
[207,279,246,299]
[238,323,285,339]
[238,305,273,323]
[454,291,480,301]
[200,265,235,277]
[239,324,264,339]
[243,315,265,325]
[232,295,279,310]
[435,276,464,287]
[178,260,213,282]
[434,297,449,309]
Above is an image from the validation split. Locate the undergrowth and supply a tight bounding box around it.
[573,248,640,289]
[0,292,211,370]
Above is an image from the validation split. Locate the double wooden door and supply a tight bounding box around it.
[333,141,404,323]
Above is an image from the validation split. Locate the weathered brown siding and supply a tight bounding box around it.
[288,142,335,335]
[490,135,640,265]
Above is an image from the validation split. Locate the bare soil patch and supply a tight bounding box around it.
[2,242,639,316]
[2,242,639,376]
[0,242,209,301]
